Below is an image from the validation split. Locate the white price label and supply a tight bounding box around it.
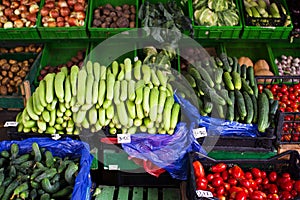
[51,134,61,140]
[193,127,207,138]
[4,121,18,127]
[117,134,131,144]
[196,190,213,198]
[108,165,119,170]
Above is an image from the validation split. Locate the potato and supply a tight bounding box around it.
[8,71,13,79]
[1,77,9,85]
[1,70,7,77]
[17,70,27,78]
[10,64,19,73]
[2,63,10,71]
[8,59,17,65]
[0,85,7,95]
[14,46,24,53]
[0,59,7,66]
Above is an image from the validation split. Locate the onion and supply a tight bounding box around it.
[4,8,13,17]
[45,1,55,9]
[60,7,70,17]
[57,21,64,27]
[64,15,69,21]
[49,9,59,18]
[2,0,10,7]
[74,3,84,12]
[11,2,20,9]
[68,17,77,26]
[20,0,29,5]
[67,0,76,6]
[77,19,84,26]
[77,0,86,4]
[14,9,20,16]
[21,11,29,18]
[29,4,39,14]
[40,7,49,17]
[58,0,68,8]
[0,16,7,23]
[48,17,55,22]
[3,21,13,29]
[9,14,18,22]
[0,11,2,17]
[14,19,24,28]
[26,13,36,22]
[48,21,56,27]
[0,5,5,11]
[42,16,50,23]
[18,5,27,12]
[74,11,85,20]
[57,16,64,22]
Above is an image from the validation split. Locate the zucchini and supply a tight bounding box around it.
[77,69,87,105]
[133,60,142,80]
[70,65,79,96]
[54,71,66,102]
[149,87,159,122]
[142,86,151,116]
[163,96,175,131]
[124,58,132,81]
[243,91,254,124]
[170,103,180,130]
[151,69,160,87]
[120,80,128,101]
[116,102,128,127]
[44,73,55,104]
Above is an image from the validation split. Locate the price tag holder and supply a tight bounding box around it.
[108,165,119,170]
[4,121,18,127]
[51,134,61,141]
[196,190,213,198]
[117,134,131,144]
[193,127,207,138]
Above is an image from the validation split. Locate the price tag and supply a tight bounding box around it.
[108,165,119,170]
[117,134,131,144]
[4,121,18,127]
[196,190,213,198]
[193,127,207,138]
[51,134,61,141]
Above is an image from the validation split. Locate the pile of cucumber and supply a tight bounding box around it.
[0,142,77,200]
[16,57,180,135]
[183,52,278,132]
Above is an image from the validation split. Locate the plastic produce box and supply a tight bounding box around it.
[223,42,278,75]
[207,150,277,160]
[0,137,92,200]
[240,0,293,39]
[99,139,181,187]
[0,52,41,109]
[188,0,243,39]
[268,43,300,77]
[187,150,300,200]
[0,0,40,40]
[34,41,89,87]
[88,0,139,39]
[37,0,89,39]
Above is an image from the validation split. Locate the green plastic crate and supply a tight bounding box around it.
[34,41,89,87]
[207,150,277,160]
[88,0,139,39]
[89,40,137,66]
[188,0,243,39]
[240,0,293,39]
[37,0,89,39]
[0,53,41,109]
[223,42,278,75]
[0,0,40,40]
[268,43,300,76]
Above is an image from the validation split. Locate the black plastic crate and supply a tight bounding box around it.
[187,150,300,200]
[197,128,276,152]
[98,137,181,187]
[256,76,300,145]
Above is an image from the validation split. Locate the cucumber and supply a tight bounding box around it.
[241,78,254,95]
[198,66,214,88]
[2,181,19,200]
[187,66,202,83]
[32,142,41,162]
[41,178,60,194]
[250,94,258,124]
[247,66,255,87]
[243,91,254,124]
[227,56,234,66]
[11,154,30,165]
[214,67,223,84]
[219,89,232,105]
[226,91,235,121]
[232,71,242,90]
[232,57,239,72]
[215,57,223,67]
[263,88,274,100]
[258,93,270,132]
[35,168,57,182]
[270,100,279,116]
[223,72,234,91]
[235,90,247,118]
[65,162,78,185]
[45,151,54,168]
[52,186,73,198]
[40,193,50,200]
[203,99,213,114]
[214,103,225,119]
[219,53,232,72]
[183,72,196,88]
[10,143,19,159]
[240,64,247,79]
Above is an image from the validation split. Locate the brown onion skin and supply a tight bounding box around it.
[45,1,55,9]
[60,7,70,17]
[40,7,49,17]
[74,3,84,12]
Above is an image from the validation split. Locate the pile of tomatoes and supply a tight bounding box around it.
[258,83,300,142]
[193,161,300,200]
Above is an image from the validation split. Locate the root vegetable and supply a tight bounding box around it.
[0,85,7,95]
[116,17,129,28]
[1,77,9,85]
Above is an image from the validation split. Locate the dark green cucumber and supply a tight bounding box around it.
[232,71,242,90]
[258,92,270,132]
[241,78,254,95]
[187,66,202,82]
[240,64,247,79]
[227,56,234,66]
[11,154,30,165]
[210,56,218,69]
[35,168,57,182]
[243,91,254,124]
[183,73,197,88]
[0,168,4,186]
[52,186,73,198]
[65,162,78,185]
[40,193,50,200]
[235,90,247,118]
[45,151,55,168]
[10,143,19,160]
[226,91,235,121]
[214,67,223,85]
[9,166,17,178]
[250,94,258,124]
[42,178,60,194]
[198,97,207,116]
[203,99,213,114]
[270,100,279,116]
[32,142,42,162]
[198,79,214,96]
[214,103,225,119]
[219,53,232,72]
[253,79,258,98]
[29,189,37,200]
[12,182,29,198]
[219,89,232,105]
[2,180,19,200]
[232,57,239,72]
[247,67,255,87]
[198,66,214,88]
[1,151,10,158]
[263,88,274,100]
[0,185,5,199]
[30,181,40,189]
[223,72,234,91]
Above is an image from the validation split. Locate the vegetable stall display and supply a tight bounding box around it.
[16,57,180,135]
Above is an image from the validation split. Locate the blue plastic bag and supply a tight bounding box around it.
[175,93,260,137]
[122,122,206,180]
[0,137,93,200]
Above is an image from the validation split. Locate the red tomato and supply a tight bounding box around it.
[290,189,297,197]
[255,178,263,185]
[251,168,262,179]
[289,93,296,100]
[258,85,264,92]
[267,194,279,200]
[214,172,221,178]
[281,95,289,102]
[280,181,293,191]
[281,85,288,93]
[269,171,278,182]
[249,191,267,200]
[261,171,267,179]
[293,180,300,192]
[211,163,227,173]
[231,165,244,179]
[280,191,293,200]
[230,186,244,199]
[239,179,251,188]
[206,174,214,182]
[268,184,278,194]
[282,173,291,179]
[224,182,231,191]
[262,178,269,185]
[245,172,253,180]
[216,186,225,196]
[196,177,208,190]
[212,177,224,187]
[249,179,258,190]
[293,83,300,90]
[235,191,247,200]
[221,170,229,181]
[289,87,294,93]
[193,161,205,178]
[228,178,238,186]
[286,107,293,112]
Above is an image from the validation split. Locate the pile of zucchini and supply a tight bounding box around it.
[183,52,278,132]
[0,142,78,200]
[16,57,180,135]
